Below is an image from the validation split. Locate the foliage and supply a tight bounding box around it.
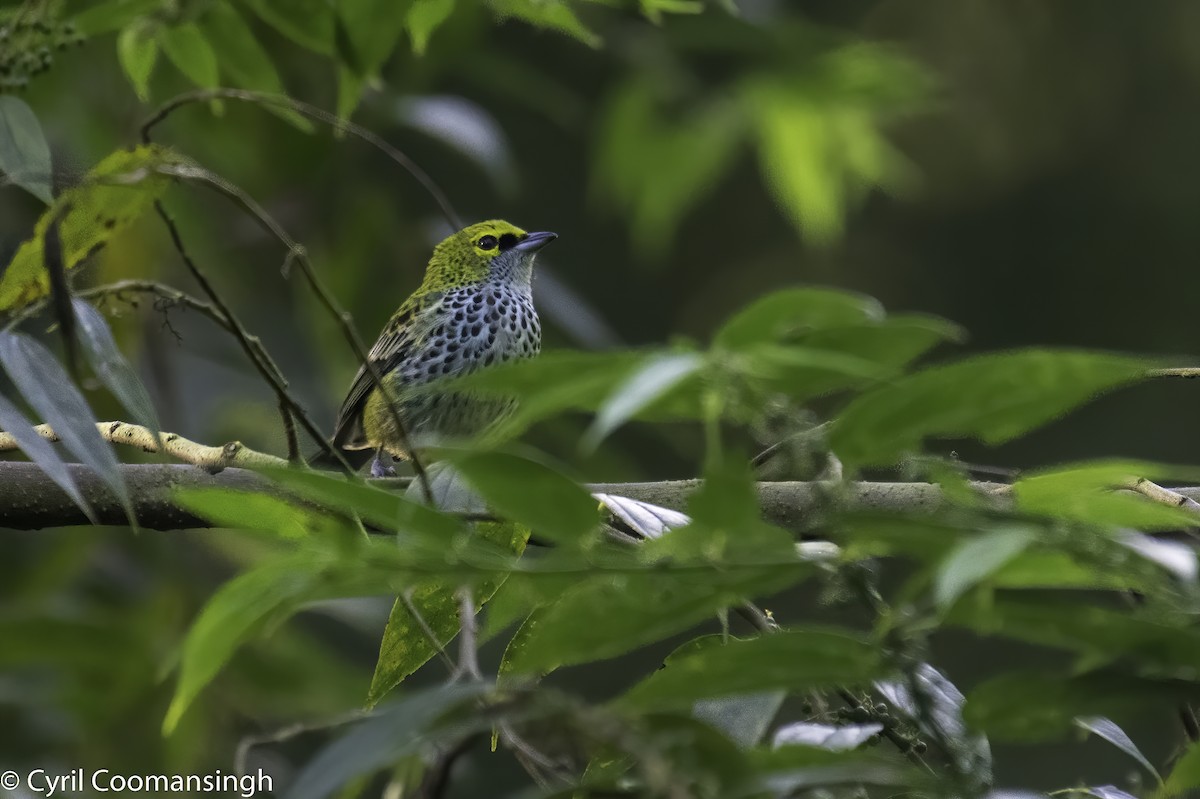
[1,2,1199,799]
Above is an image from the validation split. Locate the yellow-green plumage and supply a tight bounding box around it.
[332,220,555,466]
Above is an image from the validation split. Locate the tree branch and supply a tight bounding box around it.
[0,459,1106,532]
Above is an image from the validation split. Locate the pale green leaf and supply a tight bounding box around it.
[0,96,53,203]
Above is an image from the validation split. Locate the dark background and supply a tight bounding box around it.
[1,0,1195,793]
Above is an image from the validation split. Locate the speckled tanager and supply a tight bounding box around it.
[325,220,556,475]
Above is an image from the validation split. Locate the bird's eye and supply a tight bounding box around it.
[476,235,498,251]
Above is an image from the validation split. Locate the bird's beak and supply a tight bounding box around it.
[515,231,558,252]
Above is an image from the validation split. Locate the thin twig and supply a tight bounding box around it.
[1131,477,1200,514]
[234,707,371,778]
[154,161,433,501]
[139,88,462,231]
[456,587,481,682]
[153,202,341,467]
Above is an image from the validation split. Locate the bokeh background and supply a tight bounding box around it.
[3,0,1199,794]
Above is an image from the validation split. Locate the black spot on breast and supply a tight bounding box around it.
[470,323,482,336]
[454,310,465,322]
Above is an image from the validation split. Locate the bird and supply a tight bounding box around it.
[323,220,556,476]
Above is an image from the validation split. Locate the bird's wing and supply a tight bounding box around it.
[332,292,443,449]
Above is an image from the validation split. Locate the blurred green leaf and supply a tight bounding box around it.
[715,287,882,350]
[831,350,1151,468]
[242,0,335,54]
[1014,460,1200,531]
[1074,717,1160,784]
[287,681,494,799]
[593,79,744,256]
[445,349,648,436]
[159,22,219,90]
[201,1,312,130]
[584,351,702,450]
[174,486,350,539]
[1162,739,1200,797]
[117,18,158,101]
[742,45,927,244]
[695,689,785,748]
[934,526,1034,612]
[407,0,456,55]
[261,466,464,539]
[618,629,882,709]
[947,594,1200,673]
[0,389,94,521]
[966,671,1200,742]
[798,314,963,370]
[335,0,412,117]
[72,299,161,444]
[71,0,161,36]
[0,332,131,520]
[366,521,528,707]
[502,566,810,676]
[491,0,600,48]
[164,554,338,734]
[449,450,598,545]
[0,145,178,313]
[338,0,412,75]
[0,96,52,203]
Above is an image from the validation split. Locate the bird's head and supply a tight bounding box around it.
[423,220,557,290]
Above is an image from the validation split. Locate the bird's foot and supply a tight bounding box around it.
[370,451,397,478]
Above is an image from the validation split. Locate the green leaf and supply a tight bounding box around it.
[830,350,1151,467]
[261,466,464,539]
[72,299,161,444]
[158,22,220,90]
[592,79,744,256]
[117,19,159,101]
[1014,460,1200,531]
[337,0,412,75]
[366,521,528,706]
[583,351,702,450]
[947,594,1200,673]
[490,0,601,47]
[502,566,811,676]
[1074,717,1160,784]
[618,629,883,709]
[0,389,94,521]
[286,682,494,799]
[241,0,335,54]
[695,690,785,748]
[201,2,311,131]
[174,486,351,539]
[442,350,647,435]
[0,96,53,203]
[0,145,178,313]
[1163,739,1200,797]
[0,332,131,520]
[164,554,329,733]
[933,526,1034,611]
[449,451,598,545]
[966,670,1200,742]
[406,0,456,55]
[799,314,963,371]
[715,288,883,350]
[71,0,162,36]
[335,0,412,116]
[742,48,926,245]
